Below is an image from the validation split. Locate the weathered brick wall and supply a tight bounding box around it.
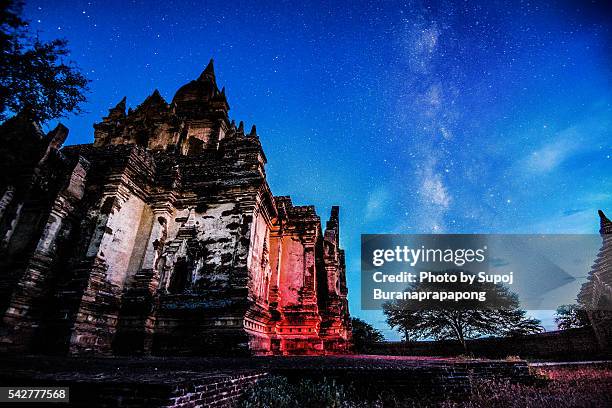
[167,372,268,408]
[1,363,532,407]
[364,327,605,360]
[274,361,532,398]
[0,355,535,407]
[1,371,269,408]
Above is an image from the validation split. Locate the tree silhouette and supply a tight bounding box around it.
[0,0,88,123]
[555,304,590,330]
[351,317,384,352]
[382,271,542,351]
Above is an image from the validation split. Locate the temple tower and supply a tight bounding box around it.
[579,210,612,355]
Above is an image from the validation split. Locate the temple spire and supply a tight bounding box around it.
[217,86,227,101]
[249,124,257,137]
[198,58,216,82]
[134,89,168,114]
[599,210,612,234]
[145,89,166,105]
[113,96,126,112]
[106,96,126,120]
[237,121,244,134]
[326,206,340,232]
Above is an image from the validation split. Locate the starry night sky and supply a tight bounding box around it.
[26,0,611,338]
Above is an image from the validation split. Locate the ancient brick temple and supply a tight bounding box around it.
[0,60,351,356]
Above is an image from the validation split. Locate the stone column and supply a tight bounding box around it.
[0,193,71,352]
[141,208,170,269]
[0,186,16,222]
[69,182,132,355]
[267,226,283,307]
[0,202,22,249]
[116,202,173,355]
[299,236,318,305]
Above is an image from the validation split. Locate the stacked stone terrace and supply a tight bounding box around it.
[0,59,351,356]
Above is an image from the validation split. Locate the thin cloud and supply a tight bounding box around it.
[562,208,587,216]
[520,208,599,234]
[519,117,608,175]
[523,131,580,174]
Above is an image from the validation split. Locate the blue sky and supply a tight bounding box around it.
[26,0,611,339]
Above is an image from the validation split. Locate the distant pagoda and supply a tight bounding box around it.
[578,210,612,354]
